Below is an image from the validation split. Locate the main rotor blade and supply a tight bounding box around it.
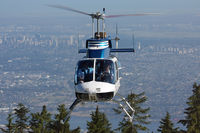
[105,13,160,18]
[47,4,91,16]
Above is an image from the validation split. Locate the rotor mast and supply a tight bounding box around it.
[96,13,100,38]
[91,10,106,39]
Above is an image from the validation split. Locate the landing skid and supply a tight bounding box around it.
[61,99,82,124]
[61,94,135,123]
[112,93,135,122]
[69,99,82,112]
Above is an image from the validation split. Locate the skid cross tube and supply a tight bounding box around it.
[112,93,135,122]
[61,94,135,123]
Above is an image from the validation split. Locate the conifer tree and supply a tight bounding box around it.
[114,92,151,133]
[87,106,113,133]
[179,83,200,132]
[14,103,30,133]
[157,112,178,133]
[30,105,53,133]
[6,112,15,133]
[0,112,15,133]
[52,104,80,133]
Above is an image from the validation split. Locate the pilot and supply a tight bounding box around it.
[78,62,94,83]
[77,69,85,83]
[101,64,112,83]
[77,63,88,83]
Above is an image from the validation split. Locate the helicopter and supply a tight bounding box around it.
[48,5,158,122]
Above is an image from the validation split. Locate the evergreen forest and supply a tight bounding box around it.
[1,82,200,133]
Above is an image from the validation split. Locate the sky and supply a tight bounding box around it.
[1,0,200,18]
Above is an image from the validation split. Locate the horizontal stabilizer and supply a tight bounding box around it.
[78,49,87,53]
[110,48,135,53]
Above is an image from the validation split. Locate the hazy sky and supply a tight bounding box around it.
[1,0,200,18]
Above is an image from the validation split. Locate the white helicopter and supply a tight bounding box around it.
[48,5,158,122]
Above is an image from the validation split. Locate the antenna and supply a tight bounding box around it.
[102,8,106,38]
[115,24,120,49]
[132,32,135,50]
[92,18,94,38]
[77,34,80,54]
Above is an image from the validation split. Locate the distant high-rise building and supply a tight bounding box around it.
[138,42,141,50]
[69,35,74,45]
[55,39,59,47]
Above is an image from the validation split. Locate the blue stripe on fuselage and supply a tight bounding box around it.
[88,44,108,47]
[87,38,111,58]
[88,48,109,58]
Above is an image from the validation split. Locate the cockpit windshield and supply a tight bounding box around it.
[76,60,94,83]
[75,59,115,84]
[95,60,115,84]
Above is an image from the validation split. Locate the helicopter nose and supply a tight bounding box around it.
[75,81,116,101]
[87,82,115,93]
[76,81,116,94]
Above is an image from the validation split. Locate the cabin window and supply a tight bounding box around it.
[115,62,119,81]
[76,60,94,84]
[95,59,115,84]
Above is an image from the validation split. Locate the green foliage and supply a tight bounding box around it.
[30,105,53,133]
[118,121,137,133]
[87,106,113,133]
[157,112,178,133]
[29,104,80,133]
[0,112,15,133]
[114,92,151,133]
[52,104,70,133]
[4,82,200,133]
[51,104,80,133]
[6,112,15,133]
[14,103,30,132]
[179,83,200,133]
